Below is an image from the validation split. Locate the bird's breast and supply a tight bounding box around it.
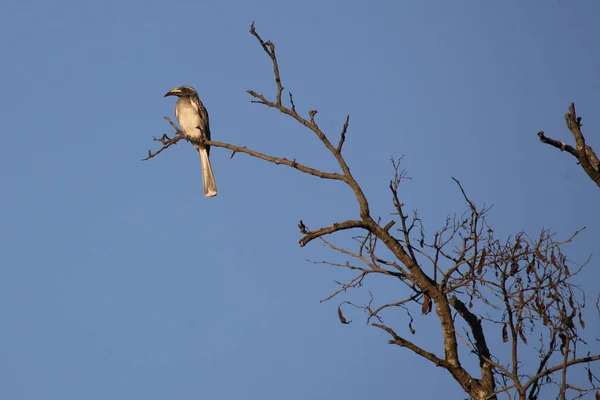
[175,101,203,138]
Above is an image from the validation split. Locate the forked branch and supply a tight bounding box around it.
[538,103,600,187]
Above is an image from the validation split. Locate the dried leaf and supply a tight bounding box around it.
[559,333,567,354]
[514,240,522,251]
[595,390,599,400]
[536,251,548,264]
[408,314,416,334]
[566,316,575,330]
[421,294,432,315]
[337,305,350,324]
[502,324,508,343]
[519,329,528,344]
[569,305,577,319]
[519,290,524,305]
[551,251,558,267]
[477,249,487,275]
[527,259,535,274]
[588,367,593,384]
[568,294,574,309]
[579,312,586,329]
[564,264,570,276]
[510,261,519,276]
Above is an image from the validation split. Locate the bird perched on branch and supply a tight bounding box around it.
[165,85,217,197]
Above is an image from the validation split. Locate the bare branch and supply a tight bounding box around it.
[450,296,496,393]
[249,21,283,105]
[538,103,600,187]
[289,92,296,113]
[142,116,189,160]
[452,177,476,212]
[537,131,578,157]
[523,354,600,392]
[141,133,184,161]
[372,323,448,367]
[205,138,345,181]
[337,115,350,153]
[299,220,369,247]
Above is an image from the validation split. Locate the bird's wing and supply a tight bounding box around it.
[190,95,211,141]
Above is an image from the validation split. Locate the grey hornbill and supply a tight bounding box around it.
[164,85,217,197]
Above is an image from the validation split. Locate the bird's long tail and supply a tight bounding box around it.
[198,147,217,197]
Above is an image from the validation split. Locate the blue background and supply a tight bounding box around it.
[1,1,599,399]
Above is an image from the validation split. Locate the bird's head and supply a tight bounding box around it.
[164,85,198,98]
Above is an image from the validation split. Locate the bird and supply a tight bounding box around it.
[164,85,217,197]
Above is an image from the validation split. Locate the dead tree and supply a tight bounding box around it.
[145,23,600,400]
[538,104,600,188]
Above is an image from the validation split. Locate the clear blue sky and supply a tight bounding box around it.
[1,1,599,399]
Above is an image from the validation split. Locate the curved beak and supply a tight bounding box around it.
[164,88,181,97]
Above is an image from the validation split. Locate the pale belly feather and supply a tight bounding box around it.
[176,104,202,139]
